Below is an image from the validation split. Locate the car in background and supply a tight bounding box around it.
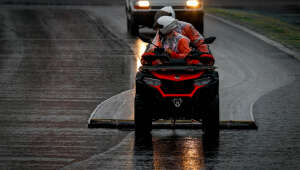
[125,0,204,35]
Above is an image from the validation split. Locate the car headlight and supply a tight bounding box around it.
[143,77,161,86]
[194,78,211,86]
[134,0,150,9]
[186,0,201,8]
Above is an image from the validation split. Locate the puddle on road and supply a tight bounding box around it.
[62,130,218,170]
[134,131,209,170]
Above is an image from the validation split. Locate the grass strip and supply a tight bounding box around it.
[206,8,300,52]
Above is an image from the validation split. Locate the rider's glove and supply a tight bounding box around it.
[152,59,163,65]
[186,59,200,65]
[141,52,155,65]
[199,54,215,66]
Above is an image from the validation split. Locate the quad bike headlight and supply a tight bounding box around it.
[143,77,161,86]
[134,0,150,9]
[194,78,211,86]
[186,0,201,8]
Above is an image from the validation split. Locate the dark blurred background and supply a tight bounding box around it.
[206,0,300,11]
[0,0,299,10]
[0,0,299,28]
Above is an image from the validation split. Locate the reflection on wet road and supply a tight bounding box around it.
[62,130,219,170]
[0,7,134,170]
[149,132,206,170]
[133,39,147,72]
[135,131,207,170]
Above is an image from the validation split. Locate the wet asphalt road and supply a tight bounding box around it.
[0,3,300,170]
[0,6,134,170]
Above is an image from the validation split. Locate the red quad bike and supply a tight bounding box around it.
[135,37,219,136]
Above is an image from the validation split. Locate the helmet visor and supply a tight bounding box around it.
[159,19,178,35]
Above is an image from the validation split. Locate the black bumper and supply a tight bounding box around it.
[135,72,218,120]
[132,10,204,28]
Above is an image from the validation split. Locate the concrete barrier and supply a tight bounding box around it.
[88,89,257,129]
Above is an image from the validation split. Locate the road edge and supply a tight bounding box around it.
[206,14,300,61]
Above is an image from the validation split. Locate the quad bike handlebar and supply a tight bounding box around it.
[140,35,216,66]
[142,48,212,66]
[141,48,217,71]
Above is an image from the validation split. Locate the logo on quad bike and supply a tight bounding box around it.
[172,98,183,108]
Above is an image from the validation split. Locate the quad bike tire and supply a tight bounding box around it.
[203,95,220,137]
[134,93,152,134]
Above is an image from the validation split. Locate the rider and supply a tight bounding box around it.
[141,16,192,65]
[153,6,209,53]
[145,6,214,65]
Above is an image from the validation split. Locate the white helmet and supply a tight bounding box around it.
[157,16,178,35]
[160,6,175,18]
[153,6,175,28]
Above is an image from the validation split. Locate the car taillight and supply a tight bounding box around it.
[186,0,201,8]
[144,77,161,86]
[134,0,150,9]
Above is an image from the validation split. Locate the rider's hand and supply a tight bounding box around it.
[152,59,163,65]
[141,60,149,65]
[166,48,172,55]
[186,59,201,65]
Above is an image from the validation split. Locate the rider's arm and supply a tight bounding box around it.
[145,31,161,52]
[169,38,191,59]
[184,24,202,42]
[184,24,209,53]
[185,24,215,64]
[142,31,163,65]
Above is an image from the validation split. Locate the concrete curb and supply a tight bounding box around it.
[88,119,257,130]
[206,14,300,61]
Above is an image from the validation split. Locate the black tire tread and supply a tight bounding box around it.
[203,95,220,136]
[134,94,152,133]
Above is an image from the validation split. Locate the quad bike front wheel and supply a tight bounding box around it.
[203,95,220,137]
[134,93,152,134]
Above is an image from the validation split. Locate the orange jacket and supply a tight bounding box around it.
[162,31,191,59]
[145,21,214,65]
[142,31,191,65]
[176,21,209,53]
